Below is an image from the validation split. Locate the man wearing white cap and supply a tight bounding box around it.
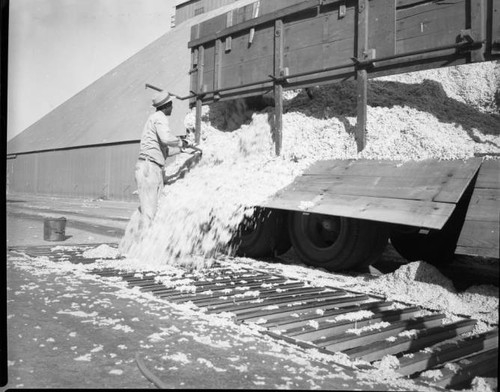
[135,90,185,229]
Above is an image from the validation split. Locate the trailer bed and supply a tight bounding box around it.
[262,158,482,230]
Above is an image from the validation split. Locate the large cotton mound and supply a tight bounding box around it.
[120,62,500,269]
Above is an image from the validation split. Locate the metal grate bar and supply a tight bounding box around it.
[396,329,499,376]
[154,279,302,300]
[207,291,349,315]
[180,283,313,306]
[184,285,327,306]
[417,349,498,389]
[319,314,446,352]
[283,307,423,340]
[180,287,334,307]
[238,296,380,323]
[343,319,477,362]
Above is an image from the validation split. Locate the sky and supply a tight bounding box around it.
[7,0,175,141]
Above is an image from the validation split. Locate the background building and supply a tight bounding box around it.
[174,0,243,26]
[6,0,255,201]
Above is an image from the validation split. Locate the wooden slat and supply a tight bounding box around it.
[396,0,436,8]
[218,55,274,88]
[460,188,500,222]
[456,161,499,258]
[474,160,500,189]
[303,159,481,180]
[188,0,320,48]
[368,0,396,58]
[219,25,274,68]
[262,158,481,229]
[281,175,476,203]
[455,221,499,258]
[285,41,354,76]
[259,0,309,15]
[343,319,477,363]
[395,0,465,54]
[283,11,327,50]
[303,159,481,178]
[265,193,455,229]
[396,329,498,376]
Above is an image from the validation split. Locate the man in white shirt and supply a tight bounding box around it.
[136,91,184,229]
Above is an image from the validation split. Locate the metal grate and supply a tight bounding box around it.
[9,244,498,390]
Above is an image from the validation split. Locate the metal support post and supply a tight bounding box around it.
[214,39,222,100]
[356,69,368,152]
[470,0,486,62]
[355,0,369,152]
[274,19,284,156]
[195,46,205,144]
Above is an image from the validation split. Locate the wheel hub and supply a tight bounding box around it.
[304,214,341,248]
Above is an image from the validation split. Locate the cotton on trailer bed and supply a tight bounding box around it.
[184,0,500,272]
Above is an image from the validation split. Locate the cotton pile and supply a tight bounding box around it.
[119,62,500,269]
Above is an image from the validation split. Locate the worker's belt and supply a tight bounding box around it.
[138,157,163,169]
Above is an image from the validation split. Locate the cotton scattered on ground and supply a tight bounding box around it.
[227,255,498,332]
[362,261,499,325]
[470,377,497,392]
[81,244,120,259]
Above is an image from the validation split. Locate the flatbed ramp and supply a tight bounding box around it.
[262,158,482,230]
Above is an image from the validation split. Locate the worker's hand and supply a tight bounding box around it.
[177,138,185,151]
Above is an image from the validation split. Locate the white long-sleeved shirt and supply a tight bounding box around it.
[138,111,179,166]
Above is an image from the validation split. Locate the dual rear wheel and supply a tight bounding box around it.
[233,208,389,271]
[288,212,389,271]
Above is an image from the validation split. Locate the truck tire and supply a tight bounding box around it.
[288,212,389,271]
[351,222,391,271]
[234,208,291,258]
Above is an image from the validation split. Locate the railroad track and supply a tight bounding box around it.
[9,244,498,390]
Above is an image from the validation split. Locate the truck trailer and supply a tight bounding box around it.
[184,0,499,273]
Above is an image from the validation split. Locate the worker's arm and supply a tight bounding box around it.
[154,117,183,150]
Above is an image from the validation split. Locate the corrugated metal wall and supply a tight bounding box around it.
[6,143,140,201]
[175,0,239,25]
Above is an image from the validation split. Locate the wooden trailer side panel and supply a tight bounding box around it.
[189,0,499,102]
[395,0,466,53]
[456,160,500,259]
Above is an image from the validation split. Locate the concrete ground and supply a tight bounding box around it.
[4,194,436,390]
